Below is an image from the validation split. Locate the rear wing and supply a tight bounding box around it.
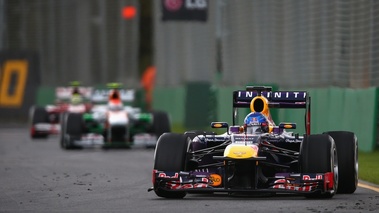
[232,88,311,135]
[91,89,135,103]
[55,87,93,101]
[233,90,308,108]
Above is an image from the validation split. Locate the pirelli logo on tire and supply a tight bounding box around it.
[0,60,29,107]
[0,51,40,122]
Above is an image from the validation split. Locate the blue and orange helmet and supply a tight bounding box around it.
[244,112,268,133]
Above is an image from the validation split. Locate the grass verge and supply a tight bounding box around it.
[359,150,379,185]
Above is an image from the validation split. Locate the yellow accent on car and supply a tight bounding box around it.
[250,96,270,117]
[213,123,222,128]
[224,144,258,159]
[284,124,293,128]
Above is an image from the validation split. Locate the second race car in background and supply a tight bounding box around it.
[60,83,171,149]
[29,82,92,139]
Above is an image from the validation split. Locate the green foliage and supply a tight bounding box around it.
[359,150,379,185]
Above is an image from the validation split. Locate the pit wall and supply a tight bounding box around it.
[153,84,378,152]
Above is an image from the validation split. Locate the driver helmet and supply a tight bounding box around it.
[243,112,268,134]
[70,94,83,105]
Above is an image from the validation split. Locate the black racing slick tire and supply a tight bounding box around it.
[30,106,49,139]
[151,111,171,138]
[62,113,83,150]
[300,134,338,198]
[324,131,358,194]
[59,112,67,148]
[153,133,190,199]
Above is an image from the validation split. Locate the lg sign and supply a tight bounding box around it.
[162,0,208,21]
[164,0,207,11]
[164,0,182,11]
[185,0,207,9]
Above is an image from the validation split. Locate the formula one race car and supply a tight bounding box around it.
[60,83,170,149]
[149,86,358,199]
[29,82,92,139]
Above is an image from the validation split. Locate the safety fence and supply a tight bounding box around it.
[154,0,379,88]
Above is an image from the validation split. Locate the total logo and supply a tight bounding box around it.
[209,174,222,187]
[164,0,207,11]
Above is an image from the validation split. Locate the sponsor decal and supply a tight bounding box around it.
[168,182,208,189]
[209,174,222,187]
[237,91,307,102]
[92,89,135,102]
[302,174,323,181]
[56,87,93,100]
[0,60,28,107]
[204,136,226,142]
[158,172,179,179]
[164,0,183,11]
[161,0,208,21]
[232,151,246,157]
[272,179,314,192]
[233,135,259,143]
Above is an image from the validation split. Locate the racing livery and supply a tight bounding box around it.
[29,82,92,139]
[149,86,358,198]
[60,83,170,149]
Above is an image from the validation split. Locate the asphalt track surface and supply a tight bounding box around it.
[1,127,378,213]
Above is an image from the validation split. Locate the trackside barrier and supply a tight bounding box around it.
[36,86,55,106]
[279,87,378,152]
[153,86,186,130]
[184,82,216,129]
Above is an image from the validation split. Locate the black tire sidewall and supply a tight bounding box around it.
[300,134,337,198]
[153,133,190,198]
[324,131,358,194]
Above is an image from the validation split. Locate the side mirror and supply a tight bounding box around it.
[211,122,229,134]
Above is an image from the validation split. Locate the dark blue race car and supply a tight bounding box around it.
[149,86,358,199]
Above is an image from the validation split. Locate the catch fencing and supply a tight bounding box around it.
[154,0,379,89]
[0,0,139,87]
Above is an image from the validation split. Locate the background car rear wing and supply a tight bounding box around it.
[55,87,93,101]
[91,89,135,104]
[232,87,311,134]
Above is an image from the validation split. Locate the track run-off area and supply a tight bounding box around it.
[0,127,378,212]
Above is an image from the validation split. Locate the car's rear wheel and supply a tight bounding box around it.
[153,133,190,199]
[300,134,338,198]
[62,113,83,150]
[324,131,358,194]
[30,106,49,139]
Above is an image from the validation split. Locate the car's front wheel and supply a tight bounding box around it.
[153,133,190,199]
[300,134,338,198]
[324,131,358,194]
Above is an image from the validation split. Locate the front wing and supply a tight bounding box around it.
[31,123,60,135]
[150,170,335,195]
